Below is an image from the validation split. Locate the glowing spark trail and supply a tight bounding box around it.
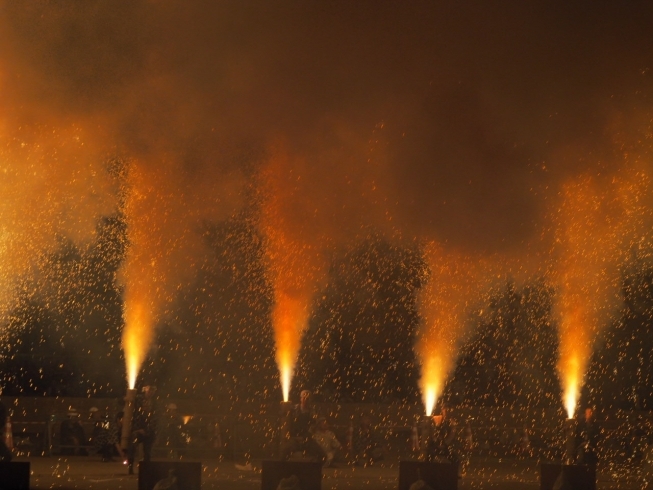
[119,161,223,389]
[259,151,327,402]
[551,172,645,418]
[416,242,490,416]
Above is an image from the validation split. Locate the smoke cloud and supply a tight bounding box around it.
[1,1,652,399]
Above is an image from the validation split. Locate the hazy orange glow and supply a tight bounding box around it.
[564,360,579,419]
[421,356,442,416]
[417,242,489,416]
[0,121,115,319]
[119,161,214,389]
[122,302,153,389]
[120,164,160,389]
[552,172,646,418]
[273,291,310,401]
[260,150,327,402]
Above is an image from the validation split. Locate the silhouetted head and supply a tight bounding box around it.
[300,390,311,409]
[143,385,157,397]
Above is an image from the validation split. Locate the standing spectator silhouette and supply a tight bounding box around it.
[281,390,320,460]
[60,411,87,455]
[90,408,116,462]
[162,403,185,459]
[112,411,127,462]
[128,385,158,474]
[353,415,384,466]
[460,420,474,475]
[575,407,599,468]
[312,417,342,467]
[629,414,648,468]
[424,406,458,465]
[0,400,11,461]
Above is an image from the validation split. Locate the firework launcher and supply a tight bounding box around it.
[539,417,596,490]
[269,399,321,490]
[419,414,445,459]
[398,415,458,490]
[563,418,576,464]
[418,415,432,458]
[120,388,137,451]
[278,401,293,458]
[280,400,293,415]
[279,400,293,429]
[411,423,420,453]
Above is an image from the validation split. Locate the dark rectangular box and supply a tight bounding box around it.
[261,460,322,490]
[398,460,458,490]
[138,461,202,490]
[0,462,30,490]
[540,463,596,490]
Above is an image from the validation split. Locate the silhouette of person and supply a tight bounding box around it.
[128,385,158,474]
[282,390,320,460]
[0,400,12,461]
[424,406,458,465]
[575,407,599,467]
[353,415,383,466]
[312,417,342,467]
[60,411,87,455]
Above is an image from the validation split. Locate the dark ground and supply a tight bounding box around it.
[17,456,653,489]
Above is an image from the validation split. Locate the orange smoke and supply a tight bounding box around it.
[416,242,490,416]
[122,302,153,389]
[273,290,311,402]
[259,149,327,402]
[420,355,444,417]
[552,171,646,418]
[120,163,163,389]
[0,119,116,320]
[119,159,236,388]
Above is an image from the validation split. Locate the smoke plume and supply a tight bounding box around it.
[1,1,653,402]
